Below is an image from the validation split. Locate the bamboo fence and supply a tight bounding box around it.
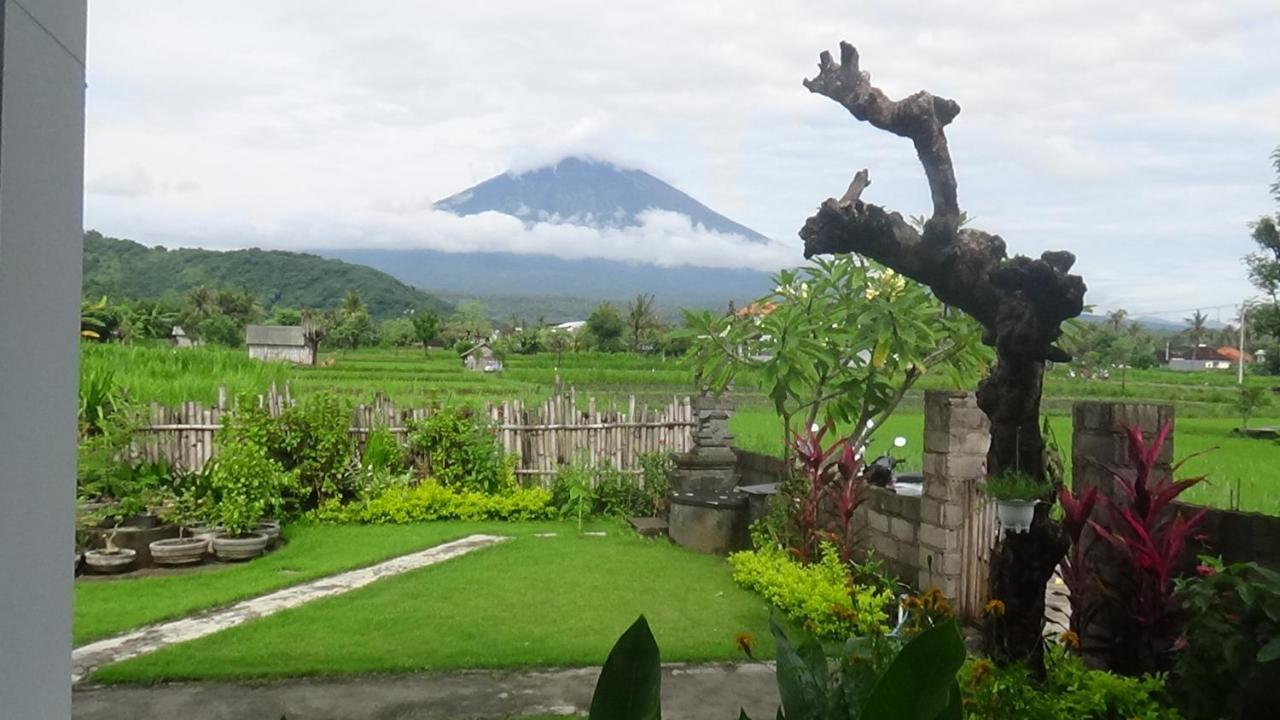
[131,383,695,486]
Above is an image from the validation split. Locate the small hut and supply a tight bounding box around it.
[169,325,195,349]
[461,341,503,373]
[246,324,313,365]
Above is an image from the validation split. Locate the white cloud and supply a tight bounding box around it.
[83,0,1280,310]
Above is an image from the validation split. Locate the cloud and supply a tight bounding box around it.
[82,0,1280,310]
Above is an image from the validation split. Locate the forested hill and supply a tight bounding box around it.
[82,232,452,318]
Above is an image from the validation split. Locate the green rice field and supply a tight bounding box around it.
[83,343,1279,513]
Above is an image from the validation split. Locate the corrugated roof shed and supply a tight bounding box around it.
[245,324,306,347]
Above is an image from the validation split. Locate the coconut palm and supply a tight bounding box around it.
[626,293,662,353]
[1185,310,1209,352]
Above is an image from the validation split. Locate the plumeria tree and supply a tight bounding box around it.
[682,254,988,464]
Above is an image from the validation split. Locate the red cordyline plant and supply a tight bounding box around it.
[1085,421,1208,673]
[1056,482,1099,640]
[789,421,867,564]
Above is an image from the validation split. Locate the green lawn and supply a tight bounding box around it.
[75,522,505,644]
[730,409,1280,515]
[90,523,773,683]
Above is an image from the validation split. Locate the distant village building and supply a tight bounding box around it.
[461,341,503,372]
[169,325,195,349]
[554,320,587,332]
[245,324,313,365]
[1162,344,1249,372]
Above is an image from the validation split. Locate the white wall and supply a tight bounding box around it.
[0,1,87,716]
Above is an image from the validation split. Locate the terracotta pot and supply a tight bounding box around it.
[149,537,208,565]
[84,548,137,574]
[996,499,1037,534]
[211,532,269,561]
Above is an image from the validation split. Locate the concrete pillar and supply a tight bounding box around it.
[0,1,87,717]
[1071,401,1174,502]
[1070,401,1174,659]
[918,391,991,614]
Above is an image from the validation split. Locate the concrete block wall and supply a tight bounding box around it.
[733,391,994,617]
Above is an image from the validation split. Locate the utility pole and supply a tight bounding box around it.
[1238,302,1251,385]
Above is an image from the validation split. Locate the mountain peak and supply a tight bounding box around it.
[435,155,768,242]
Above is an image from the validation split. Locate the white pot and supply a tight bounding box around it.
[996,499,1038,534]
[84,548,137,574]
[150,537,209,565]
[256,520,281,541]
[211,532,270,561]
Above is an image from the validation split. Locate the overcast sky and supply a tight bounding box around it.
[85,1,1279,319]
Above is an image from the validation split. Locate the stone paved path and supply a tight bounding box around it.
[72,534,508,683]
[72,662,779,720]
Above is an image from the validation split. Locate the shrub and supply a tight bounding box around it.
[728,544,894,639]
[360,426,405,476]
[551,459,595,531]
[310,481,553,524]
[962,645,1180,720]
[407,406,509,493]
[1172,557,1280,720]
[273,393,357,506]
[207,435,292,534]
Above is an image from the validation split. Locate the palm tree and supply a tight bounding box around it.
[340,290,366,317]
[1106,308,1128,331]
[80,296,110,340]
[1185,310,1209,355]
[626,294,661,353]
[184,286,218,322]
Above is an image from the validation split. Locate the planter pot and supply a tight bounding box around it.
[149,537,209,566]
[256,520,281,541]
[211,532,270,561]
[996,499,1038,534]
[84,548,137,574]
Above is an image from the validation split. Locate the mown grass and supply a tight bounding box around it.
[729,409,1280,515]
[90,523,774,683]
[74,522,505,645]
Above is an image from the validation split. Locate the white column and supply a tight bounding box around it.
[0,1,87,718]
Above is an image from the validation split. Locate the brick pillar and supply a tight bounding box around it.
[919,391,991,613]
[1071,401,1174,501]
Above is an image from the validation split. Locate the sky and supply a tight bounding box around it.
[84,1,1280,318]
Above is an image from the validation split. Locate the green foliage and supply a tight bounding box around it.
[728,544,894,640]
[637,451,673,514]
[360,426,405,476]
[1172,557,1280,720]
[961,645,1179,720]
[206,433,292,534]
[82,231,451,319]
[588,616,662,720]
[274,393,357,505]
[983,470,1049,502]
[410,310,441,350]
[407,406,509,493]
[326,307,379,350]
[78,365,122,437]
[755,618,965,720]
[1235,385,1270,429]
[309,482,553,523]
[552,459,597,532]
[586,302,627,352]
[195,314,244,347]
[379,317,417,347]
[681,255,988,462]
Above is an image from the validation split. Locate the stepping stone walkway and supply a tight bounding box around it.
[72,534,507,684]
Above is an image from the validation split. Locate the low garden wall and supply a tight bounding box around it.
[734,390,997,621]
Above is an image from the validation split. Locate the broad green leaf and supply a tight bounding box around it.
[860,619,965,720]
[1258,635,1280,664]
[589,615,662,720]
[770,618,826,720]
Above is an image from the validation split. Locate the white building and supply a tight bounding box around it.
[246,325,313,365]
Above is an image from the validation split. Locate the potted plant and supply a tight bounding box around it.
[984,470,1048,534]
[149,494,210,566]
[205,438,286,561]
[83,523,137,574]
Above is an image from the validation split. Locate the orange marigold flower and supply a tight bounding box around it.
[968,658,995,683]
[735,633,756,657]
[902,595,922,610]
[1059,630,1081,650]
[983,599,1006,617]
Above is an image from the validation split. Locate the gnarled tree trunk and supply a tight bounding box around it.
[798,42,1084,673]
